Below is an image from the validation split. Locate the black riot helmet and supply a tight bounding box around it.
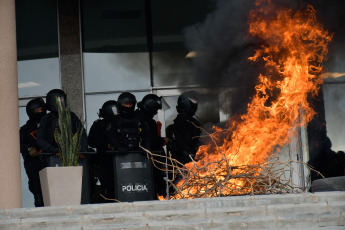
[26,98,47,122]
[138,94,162,117]
[117,92,137,116]
[176,91,199,116]
[46,89,67,113]
[99,100,118,120]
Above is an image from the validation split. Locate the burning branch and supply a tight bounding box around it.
[140,142,313,200]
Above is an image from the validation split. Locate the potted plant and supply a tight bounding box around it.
[39,98,84,206]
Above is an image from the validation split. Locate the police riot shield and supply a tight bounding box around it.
[45,155,91,204]
[113,151,154,202]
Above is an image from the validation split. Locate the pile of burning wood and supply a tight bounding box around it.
[142,137,314,200]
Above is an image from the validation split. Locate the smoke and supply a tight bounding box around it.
[309,0,345,73]
[182,0,304,116]
[182,0,257,116]
[178,0,345,176]
[181,0,345,117]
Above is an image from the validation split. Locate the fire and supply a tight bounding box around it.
[168,0,332,200]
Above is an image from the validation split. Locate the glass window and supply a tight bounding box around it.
[81,0,150,93]
[323,84,345,152]
[18,58,60,98]
[322,44,345,153]
[83,53,150,92]
[16,0,59,60]
[16,0,60,98]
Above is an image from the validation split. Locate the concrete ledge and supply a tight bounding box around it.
[1,192,344,229]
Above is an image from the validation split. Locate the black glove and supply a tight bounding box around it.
[181,150,193,164]
[28,147,38,157]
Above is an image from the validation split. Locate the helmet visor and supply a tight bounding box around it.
[160,96,170,111]
[111,105,119,115]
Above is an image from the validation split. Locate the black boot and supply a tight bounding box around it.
[34,194,44,207]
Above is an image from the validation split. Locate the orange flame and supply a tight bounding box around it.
[169,0,332,200]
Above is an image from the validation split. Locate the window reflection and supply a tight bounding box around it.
[18,58,60,98]
[83,53,150,92]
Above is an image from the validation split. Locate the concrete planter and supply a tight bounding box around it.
[39,166,83,206]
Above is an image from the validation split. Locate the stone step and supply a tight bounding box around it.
[4,202,343,230]
[1,191,344,220]
[80,201,345,230]
[0,192,344,230]
[1,201,344,229]
[88,201,345,227]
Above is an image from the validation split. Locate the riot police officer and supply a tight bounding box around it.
[108,92,141,152]
[89,100,118,151]
[108,92,157,202]
[136,94,169,197]
[88,100,118,202]
[168,91,201,164]
[136,94,169,150]
[20,98,47,207]
[37,89,88,155]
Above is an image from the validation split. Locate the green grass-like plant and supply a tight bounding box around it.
[54,97,83,166]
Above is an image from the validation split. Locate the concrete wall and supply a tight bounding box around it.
[1,192,344,229]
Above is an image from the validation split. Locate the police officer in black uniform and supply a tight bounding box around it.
[169,91,201,165]
[108,92,155,201]
[108,92,141,152]
[37,89,88,155]
[88,100,118,202]
[136,94,169,197]
[20,98,47,207]
[136,94,169,150]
